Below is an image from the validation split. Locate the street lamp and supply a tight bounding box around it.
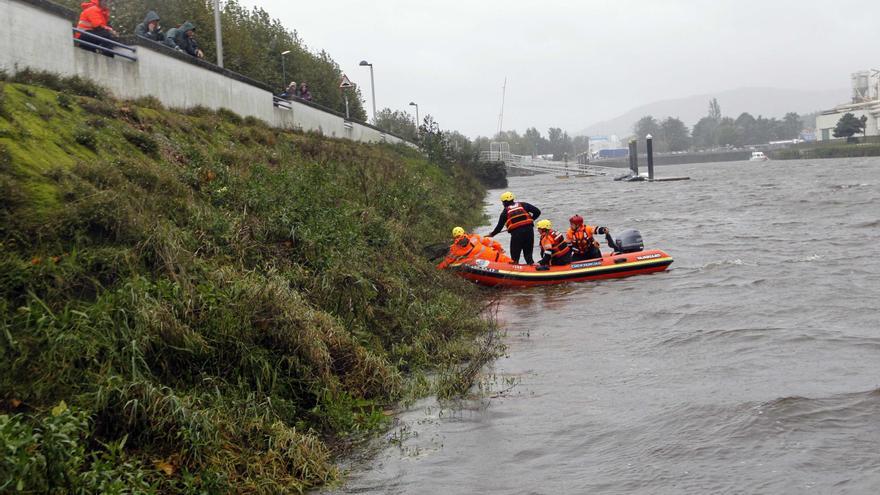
[409,101,419,129]
[359,60,376,122]
[213,0,224,67]
[281,50,291,89]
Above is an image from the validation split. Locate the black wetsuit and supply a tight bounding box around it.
[488,201,541,264]
[571,245,602,262]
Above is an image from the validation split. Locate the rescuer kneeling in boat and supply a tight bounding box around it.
[567,214,609,261]
[486,191,541,265]
[437,227,513,269]
[536,220,572,270]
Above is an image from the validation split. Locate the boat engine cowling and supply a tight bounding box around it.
[614,229,644,253]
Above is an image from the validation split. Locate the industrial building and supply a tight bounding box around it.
[815,70,880,141]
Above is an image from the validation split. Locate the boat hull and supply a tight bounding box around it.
[450,249,673,288]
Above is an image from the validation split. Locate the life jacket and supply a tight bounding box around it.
[76,0,110,38]
[471,234,506,256]
[540,230,571,260]
[567,225,600,254]
[504,203,534,231]
[438,235,512,269]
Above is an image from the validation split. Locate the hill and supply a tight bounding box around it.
[0,73,493,492]
[579,87,849,137]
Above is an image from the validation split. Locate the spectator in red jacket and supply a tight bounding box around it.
[75,0,118,55]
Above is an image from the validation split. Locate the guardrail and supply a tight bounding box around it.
[73,28,137,61]
[480,151,614,176]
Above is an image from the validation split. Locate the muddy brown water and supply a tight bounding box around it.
[328,158,880,494]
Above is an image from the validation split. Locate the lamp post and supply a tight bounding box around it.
[359,60,376,122]
[213,0,224,67]
[281,50,291,89]
[409,101,419,130]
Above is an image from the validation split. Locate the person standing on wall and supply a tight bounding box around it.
[487,191,541,265]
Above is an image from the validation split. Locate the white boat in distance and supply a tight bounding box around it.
[750,151,769,161]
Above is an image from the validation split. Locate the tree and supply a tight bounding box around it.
[782,112,802,140]
[709,98,722,121]
[660,117,691,152]
[374,108,418,141]
[833,113,868,139]
[633,116,661,141]
[716,117,740,147]
[692,117,718,149]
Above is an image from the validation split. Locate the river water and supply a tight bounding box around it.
[330,158,880,494]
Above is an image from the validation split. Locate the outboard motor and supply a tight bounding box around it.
[614,229,644,253]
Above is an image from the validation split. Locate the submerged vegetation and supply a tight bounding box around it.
[0,74,497,492]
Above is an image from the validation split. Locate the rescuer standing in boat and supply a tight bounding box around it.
[487,192,541,265]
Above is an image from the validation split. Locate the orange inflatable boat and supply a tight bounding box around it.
[448,249,673,288]
[444,229,672,288]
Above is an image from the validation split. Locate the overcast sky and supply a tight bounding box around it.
[241,0,880,138]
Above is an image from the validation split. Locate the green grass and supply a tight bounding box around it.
[0,77,496,493]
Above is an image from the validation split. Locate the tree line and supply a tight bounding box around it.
[58,0,368,120]
[632,99,806,152]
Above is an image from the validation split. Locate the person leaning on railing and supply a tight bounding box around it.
[298,82,312,101]
[75,0,119,55]
[164,21,204,59]
[135,11,165,43]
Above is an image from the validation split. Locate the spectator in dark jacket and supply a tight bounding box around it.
[135,11,164,42]
[164,21,204,59]
[298,82,312,101]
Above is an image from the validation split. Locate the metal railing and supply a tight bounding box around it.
[479,150,616,176]
[73,28,137,61]
[273,96,293,110]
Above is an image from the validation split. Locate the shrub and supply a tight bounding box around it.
[74,128,98,149]
[0,143,10,169]
[122,129,159,156]
[56,92,74,110]
[80,99,118,118]
[0,82,8,119]
[130,95,164,111]
[184,105,213,118]
[9,69,106,99]
[217,107,243,125]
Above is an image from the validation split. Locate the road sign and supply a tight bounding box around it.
[339,74,354,89]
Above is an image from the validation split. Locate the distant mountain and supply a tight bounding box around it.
[578,87,849,137]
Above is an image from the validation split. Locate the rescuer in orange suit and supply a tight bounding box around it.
[535,220,572,270]
[437,227,513,269]
[566,214,609,261]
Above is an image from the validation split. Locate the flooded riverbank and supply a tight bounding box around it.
[330,157,880,494]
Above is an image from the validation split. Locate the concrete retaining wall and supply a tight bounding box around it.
[0,0,411,146]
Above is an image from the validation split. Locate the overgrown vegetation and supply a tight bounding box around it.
[0,79,496,492]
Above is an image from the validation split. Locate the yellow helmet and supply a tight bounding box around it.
[536,219,552,230]
[500,191,515,202]
[452,226,466,238]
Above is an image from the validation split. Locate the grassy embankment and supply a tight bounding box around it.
[0,71,496,493]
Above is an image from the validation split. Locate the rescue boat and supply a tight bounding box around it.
[446,229,672,288]
[449,249,672,288]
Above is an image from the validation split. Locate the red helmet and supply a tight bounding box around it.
[569,215,584,226]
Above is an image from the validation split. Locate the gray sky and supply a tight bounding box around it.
[241,0,880,138]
